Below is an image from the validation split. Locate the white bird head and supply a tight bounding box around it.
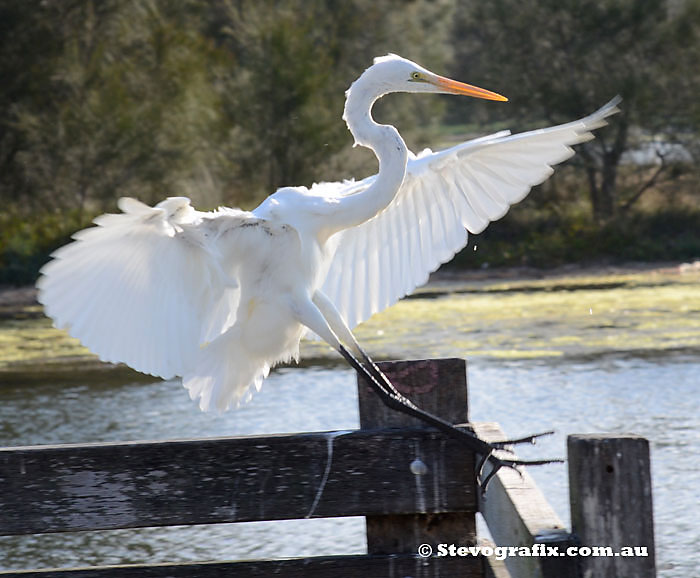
[356,54,507,101]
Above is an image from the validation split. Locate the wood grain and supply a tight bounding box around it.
[0,428,476,536]
[568,434,656,578]
[357,357,470,429]
[0,553,482,578]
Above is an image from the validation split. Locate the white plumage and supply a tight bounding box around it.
[321,101,619,329]
[38,55,620,412]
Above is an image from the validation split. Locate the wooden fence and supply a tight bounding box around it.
[0,358,656,577]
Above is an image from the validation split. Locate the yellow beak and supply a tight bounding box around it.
[432,75,508,102]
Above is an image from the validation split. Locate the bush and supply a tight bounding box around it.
[0,210,90,285]
[452,208,700,270]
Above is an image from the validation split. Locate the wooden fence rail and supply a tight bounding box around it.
[0,429,475,535]
[0,358,656,578]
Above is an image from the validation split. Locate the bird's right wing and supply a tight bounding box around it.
[37,197,242,379]
[321,98,621,329]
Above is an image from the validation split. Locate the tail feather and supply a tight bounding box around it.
[183,330,269,412]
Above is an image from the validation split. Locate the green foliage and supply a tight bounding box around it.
[210,0,454,202]
[456,207,700,269]
[0,1,454,206]
[212,1,353,200]
[0,209,90,285]
[4,1,225,213]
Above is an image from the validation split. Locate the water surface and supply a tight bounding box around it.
[0,356,697,576]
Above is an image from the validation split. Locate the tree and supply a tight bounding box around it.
[206,0,455,205]
[0,1,227,281]
[0,0,458,281]
[3,0,224,219]
[451,0,699,223]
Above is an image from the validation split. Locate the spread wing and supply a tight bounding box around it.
[37,197,243,379]
[320,98,621,329]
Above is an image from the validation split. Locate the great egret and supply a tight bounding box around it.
[38,54,619,487]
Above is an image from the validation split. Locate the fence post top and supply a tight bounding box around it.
[568,433,648,442]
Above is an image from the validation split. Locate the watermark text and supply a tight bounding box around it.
[417,543,649,560]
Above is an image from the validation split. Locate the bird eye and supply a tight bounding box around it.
[411,72,421,80]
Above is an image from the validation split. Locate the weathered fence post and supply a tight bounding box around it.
[568,434,656,578]
[356,358,477,555]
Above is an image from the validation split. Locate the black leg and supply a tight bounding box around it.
[339,344,493,454]
[337,345,562,492]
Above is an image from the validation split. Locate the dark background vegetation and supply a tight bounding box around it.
[1,0,699,283]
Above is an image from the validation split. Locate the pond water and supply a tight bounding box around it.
[0,355,697,576]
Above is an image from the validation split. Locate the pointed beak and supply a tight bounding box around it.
[431,75,508,102]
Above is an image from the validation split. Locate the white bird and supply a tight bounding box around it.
[38,54,619,484]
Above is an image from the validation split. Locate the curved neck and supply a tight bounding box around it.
[330,80,408,232]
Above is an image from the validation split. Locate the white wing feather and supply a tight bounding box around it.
[321,98,621,329]
[37,197,241,379]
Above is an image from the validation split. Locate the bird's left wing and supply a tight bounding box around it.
[321,98,620,329]
[37,197,242,379]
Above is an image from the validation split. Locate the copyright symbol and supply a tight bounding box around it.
[418,543,432,557]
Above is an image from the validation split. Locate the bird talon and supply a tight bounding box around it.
[476,451,492,481]
[491,430,555,449]
[477,452,564,494]
[478,457,502,495]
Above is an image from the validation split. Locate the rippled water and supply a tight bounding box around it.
[0,356,698,576]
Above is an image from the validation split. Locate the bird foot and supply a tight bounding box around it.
[477,430,562,493]
[491,430,555,450]
[453,425,555,450]
[337,345,562,494]
[408,424,562,493]
[476,450,564,494]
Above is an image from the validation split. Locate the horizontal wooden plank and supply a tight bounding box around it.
[0,553,482,578]
[0,428,475,535]
[472,422,575,578]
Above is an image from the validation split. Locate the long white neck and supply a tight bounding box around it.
[328,75,408,232]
